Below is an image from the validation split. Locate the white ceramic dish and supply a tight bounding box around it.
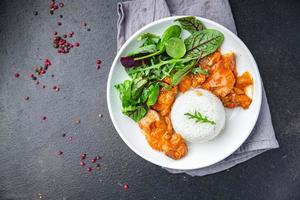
[107,16,262,170]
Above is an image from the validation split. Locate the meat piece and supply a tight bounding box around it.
[202,58,236,97]
[178,75,192,93]
[138,109,187,160]
[221,93,252,109]
[191,73,206,88]
[198,51,222,71]
[236,71,253,90]
[152,86,177,116]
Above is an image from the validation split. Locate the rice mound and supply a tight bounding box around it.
[171,89,225,143]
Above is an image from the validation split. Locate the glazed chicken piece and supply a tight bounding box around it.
[202,53,236,97]
[191,73,206,88]
[236,71,253,90]
[178,75,192,93]
[198,51,222,71]
[138,109,187,160]
[221,71,253,109]
[221,92,252,109]
[152,86,178,116]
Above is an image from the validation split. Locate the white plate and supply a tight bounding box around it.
[107,16,262,170]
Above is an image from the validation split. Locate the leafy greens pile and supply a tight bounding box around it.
[115,16,224,122]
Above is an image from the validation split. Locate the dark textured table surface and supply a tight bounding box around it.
[0,0,299,200]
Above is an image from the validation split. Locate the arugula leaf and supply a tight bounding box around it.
[170,61,195,86]
[191,67,209,76]
[175,16,205,33]
[184,111,216,125]
[185,29,224,58]
[127,45,157,57]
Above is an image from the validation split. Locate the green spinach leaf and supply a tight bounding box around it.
[165,37,186,59]
[175,16,205,33]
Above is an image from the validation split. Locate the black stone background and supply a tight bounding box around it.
[0,0,299,199]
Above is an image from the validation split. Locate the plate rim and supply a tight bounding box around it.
[107,16,262,170]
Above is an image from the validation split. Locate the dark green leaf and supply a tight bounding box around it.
[185,29,224,59]
[146,84,160,106]
[175,16,205,33]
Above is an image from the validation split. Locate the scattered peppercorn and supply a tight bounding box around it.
[91,159,96,163]
[95,164,100,170]
[62,133,66,137]
[24,96,30,100]
[98,113,103,118]
[42,116,47,120]
[57,151,63,156]
[15,73,20,78]
[80,161,85,166]
[80,153,86,160]
[123,183,129,190]
[59,14,63,18]
[57,22,62,26]
[74,42,79,47]
[87,28,91,32]
[86,167,92,172]
[33,11,38,16]
[59,3,64,7]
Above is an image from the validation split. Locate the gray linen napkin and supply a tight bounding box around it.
[117,0,279,176]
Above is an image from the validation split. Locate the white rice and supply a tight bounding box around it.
[171,89,225,143]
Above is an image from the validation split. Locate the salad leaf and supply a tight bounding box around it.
[134,25,182,60]
[165,37,186,59]
[120,56,149,68]
[146,84,160,106]
[191,67,209,76]
[137,32,160,41]
[175,16,205,33]
[185,29,224,58]
[170,61,195,86]
[127,45,157,57]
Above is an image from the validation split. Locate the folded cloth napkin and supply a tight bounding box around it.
[117,0,279,176]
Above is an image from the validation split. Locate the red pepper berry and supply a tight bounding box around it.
[96,59,102,65]
[15,73,20,78]
[57,22,62,26]
[123,183,129,190]
[42,116,47,120]
[24,96,30,100]
[74,42,80,47]
[91,159,96,163]
[80,153,86,160]
[63,34,67,38]
[57,151,63,156]
[80,161,85,166]
[86,167,92,172]
[54,32,58,35]
[59,3,64,7]
[96,65,101,70]
[83,22,87,26]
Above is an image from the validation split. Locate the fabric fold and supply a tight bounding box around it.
[116,0,279,176]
